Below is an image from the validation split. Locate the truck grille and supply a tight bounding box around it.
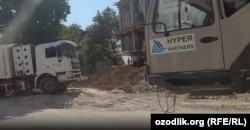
[71,62,80,69]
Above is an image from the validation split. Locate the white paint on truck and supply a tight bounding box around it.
[0,40,81,95]
[13,45,35,76]
[0,44,15,79]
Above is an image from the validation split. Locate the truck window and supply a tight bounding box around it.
[56,45,62,58]
[45,46,56,58]
[223,0,250,17]
[154,0,214,33]
[62,43,77,58]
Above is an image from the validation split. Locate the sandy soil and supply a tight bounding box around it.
[1,66,250,130]
[1,87,250,130]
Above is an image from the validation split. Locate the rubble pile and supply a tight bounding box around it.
[73,66,154,93]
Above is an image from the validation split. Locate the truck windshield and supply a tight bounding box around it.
[154,0,214,32]
[62,44,78,58]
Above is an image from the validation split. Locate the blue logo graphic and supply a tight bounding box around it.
[152,41,166,54]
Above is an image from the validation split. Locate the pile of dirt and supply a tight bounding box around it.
[73,66,145,93]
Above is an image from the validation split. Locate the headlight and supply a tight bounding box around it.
[67,73,73,79]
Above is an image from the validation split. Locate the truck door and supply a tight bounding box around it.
[44,45,64,72]
[147,0,224,73]
[218,0,250,70]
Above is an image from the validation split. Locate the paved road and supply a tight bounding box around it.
[0,108,152,130]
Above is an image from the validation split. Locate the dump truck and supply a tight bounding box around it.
[0,40,81,95]
[144,0,250,92]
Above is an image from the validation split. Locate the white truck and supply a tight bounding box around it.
[0,40,81,95]
[144,0,250,92]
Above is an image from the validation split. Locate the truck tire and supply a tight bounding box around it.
[0,87,6,97]
[233,79,249,94]
[58,83,68,93]
[39,77,58,94]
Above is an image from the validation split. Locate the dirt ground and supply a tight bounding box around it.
[1,66,250,129]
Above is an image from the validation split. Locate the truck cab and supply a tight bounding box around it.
[145,0,250,91]
[35,40,81,94]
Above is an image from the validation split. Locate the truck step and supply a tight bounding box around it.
[190,85,233,96]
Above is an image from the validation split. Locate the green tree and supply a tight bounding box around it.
[0,0,70,44]
[58,24,83,45]
[81,7,121,66]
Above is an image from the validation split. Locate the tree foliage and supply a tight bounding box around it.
[81,7,121,66]
[0,0,70,44]
[58,24,83,45]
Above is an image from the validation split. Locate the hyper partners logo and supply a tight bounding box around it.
[152,41,166,54]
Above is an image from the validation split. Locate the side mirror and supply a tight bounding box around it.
[164,31,169,37]
[154,22,169,37]
[142,22,169,37]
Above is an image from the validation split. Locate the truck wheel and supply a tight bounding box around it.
[58,83,68,93]
[0,87,6,97]
[233,79,249,94]
[39,77,58,94]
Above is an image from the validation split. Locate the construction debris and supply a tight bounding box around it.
[72,65,154,93]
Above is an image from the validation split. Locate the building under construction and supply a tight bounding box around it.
[116,0,150,66]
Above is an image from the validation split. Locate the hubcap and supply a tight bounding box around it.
[45,81,55,92]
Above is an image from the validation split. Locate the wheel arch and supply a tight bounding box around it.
[35,73,57,88]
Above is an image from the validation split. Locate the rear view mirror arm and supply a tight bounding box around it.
[141,22,169,37]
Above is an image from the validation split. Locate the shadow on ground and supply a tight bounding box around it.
[0,88,81,121]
